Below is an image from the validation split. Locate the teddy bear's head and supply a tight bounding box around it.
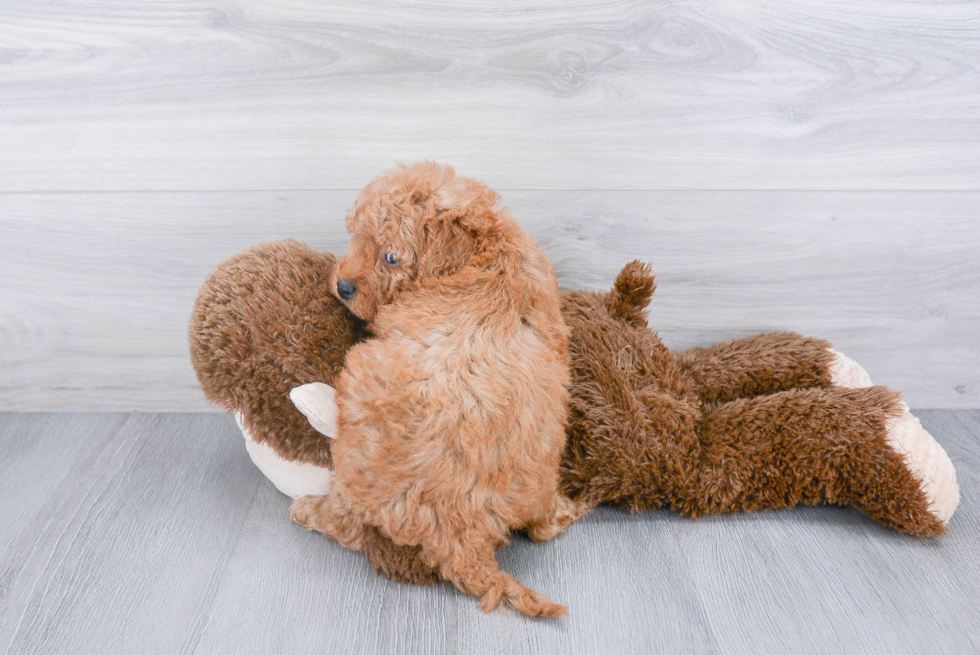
[189,239,367,467]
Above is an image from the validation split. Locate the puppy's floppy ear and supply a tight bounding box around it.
[417,211,475,278]
[435,177,500,232]
[415,176,501,278]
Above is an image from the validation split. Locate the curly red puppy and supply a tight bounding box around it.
[290,162,581,617]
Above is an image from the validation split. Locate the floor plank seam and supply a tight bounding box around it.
[2,414,139,652]
[667,521,725,655]
[185,474,264,655]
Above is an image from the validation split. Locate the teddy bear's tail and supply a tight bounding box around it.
[608,260,657,326]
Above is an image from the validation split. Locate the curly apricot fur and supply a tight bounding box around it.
[295,162,574,617]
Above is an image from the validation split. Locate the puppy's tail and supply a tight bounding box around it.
[608,260,656,326]
[477,571,568,618]
[438,542,568,618]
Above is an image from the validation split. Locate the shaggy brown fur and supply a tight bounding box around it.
[189,240,436,582]
[188,240,367,467]
[678,332,836,406]
[189,219,949,603]
[567,264,943,537]
[288,162,578,617]
[358,262,945,586]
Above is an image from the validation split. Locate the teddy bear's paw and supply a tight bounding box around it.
[290,382,338,438]
[886,404,960,526]
[828,348,873,388]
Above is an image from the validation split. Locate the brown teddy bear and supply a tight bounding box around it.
[189,239,959,588]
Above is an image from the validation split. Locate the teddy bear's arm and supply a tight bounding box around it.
[289,382,338,438]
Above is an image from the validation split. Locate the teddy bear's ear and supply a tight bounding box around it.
[607,260,657,326]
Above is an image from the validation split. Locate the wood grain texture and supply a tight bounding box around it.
[1,411,977,653]
[912,409,980,652]
[2,190,978,410]
[0,414,262,654]
[0,414,127,558]
[195,484,718,654]
[0,0,978,191]
[671,410,980,655]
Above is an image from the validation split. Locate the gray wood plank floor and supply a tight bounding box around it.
[1,410,976,654]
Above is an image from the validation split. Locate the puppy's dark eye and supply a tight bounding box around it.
[383,252,400,266]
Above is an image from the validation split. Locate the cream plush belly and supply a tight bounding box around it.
[235,410,333,499]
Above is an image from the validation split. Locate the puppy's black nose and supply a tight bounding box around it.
[336,279,357,300]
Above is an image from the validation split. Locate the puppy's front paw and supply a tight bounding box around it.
[290,495,328,530]
[527,496,593,543]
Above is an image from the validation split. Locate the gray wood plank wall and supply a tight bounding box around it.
[1,1,978,410]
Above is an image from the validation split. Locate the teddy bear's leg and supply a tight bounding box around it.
[677,332,840,405]
[685,386,958,537]
[290,492,369,552]
[881,401,960,526]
